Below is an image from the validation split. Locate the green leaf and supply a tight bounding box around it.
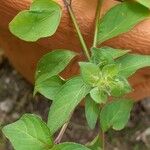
[135,0,150,8]
[86,135,102,150]
[2,114,53,150]
[35,50,76,88]
[90,87,108,104]
[100,99,134,132]
[102,64,119,78]
[116,54,150,77]
[85,95,100,129]
[91,47,129,65]
[51,142,91,150]
[110,77,132,97]
[34,76,65,100]
[47,76,91,134]
[79,62,100,86]
[9,0,62,41]
[97,1,150,44]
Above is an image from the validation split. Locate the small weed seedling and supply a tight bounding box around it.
[2,0,150,149]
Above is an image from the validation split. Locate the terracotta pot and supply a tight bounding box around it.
[0,0,150,101]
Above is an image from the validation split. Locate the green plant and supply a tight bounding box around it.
[2,0,150,149]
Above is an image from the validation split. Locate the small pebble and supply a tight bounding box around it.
[0,99,14,113]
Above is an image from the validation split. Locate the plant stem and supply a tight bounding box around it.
[99,128,105,150]
[63,0,90,60]
[93,0,104,48]
[54,122,69,144]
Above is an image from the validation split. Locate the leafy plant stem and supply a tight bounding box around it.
[54,122,69,144]
[63,0,91,60]
[93,0,104,48]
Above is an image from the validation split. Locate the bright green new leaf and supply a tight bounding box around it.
[135,0,150,8]
[85,95,100,129]
[9,0,62,41]
[110,77,132,97]
[35,50,76,90]
[2,114,53,150]
[90,87,108,104]
[79,62,100,86]
[97,1,150,44]
[86,135,102,150]
[102,64,119,78]
[100,99,134,132]
[48,76,91,134]
[34,76,65,100]
[51,142,91,150]
[91,47,129,65]
[116,54,150,77]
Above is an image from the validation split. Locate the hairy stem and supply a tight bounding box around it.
[93,0,104,47]
[63,0,90,60]
[54,122,69,144]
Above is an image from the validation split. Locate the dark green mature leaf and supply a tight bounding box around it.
[9,0,62,41]
[51,142,91,150]
[97,1,150,44]
[35,76,65,100]
[79,62,100,86]
[48,76,91,134]
[91,47,129,65]
[85,95,100,129]
[100,99,134,132]
[34,50,76,94]
[116,54,150,77]
[90,87,108,104]
[2,114,53,150]
[135,0,150,8]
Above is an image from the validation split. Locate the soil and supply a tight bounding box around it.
[0,49,150,150]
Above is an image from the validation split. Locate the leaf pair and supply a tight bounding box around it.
[9,0,62,41]
[34,50,76,100]
[2,114,92,150]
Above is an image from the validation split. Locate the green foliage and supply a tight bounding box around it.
[4,0,150,149]
[97,1,150,44]
[90,87,107,104]
[116,53,150,77]
[79,62,100,86]
[9,0,62,41]
[91,47,129,65]
[2,114,53,150]
[34,50,76,98]
[100,99,134,132]
[85,95,100,129]
[35,76,65,100]
[135,0,150,8]
[47,76,91,134]
[86,135,102,150]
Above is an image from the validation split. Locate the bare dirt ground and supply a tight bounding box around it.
[0,50,150,150]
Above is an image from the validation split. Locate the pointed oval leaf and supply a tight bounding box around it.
[51,142,91,150]
[116,54,150,77]
[79,62,100,86]
[34,76,65,100]
[35,50,76,86]
[97,2,150,44]
[48,76,91,134]
[2,114,53,150]
[91,47,129,65]
[9,0,62,41]
[100,99,134,132]
[85,95,100,129]
[90,87,108,104]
